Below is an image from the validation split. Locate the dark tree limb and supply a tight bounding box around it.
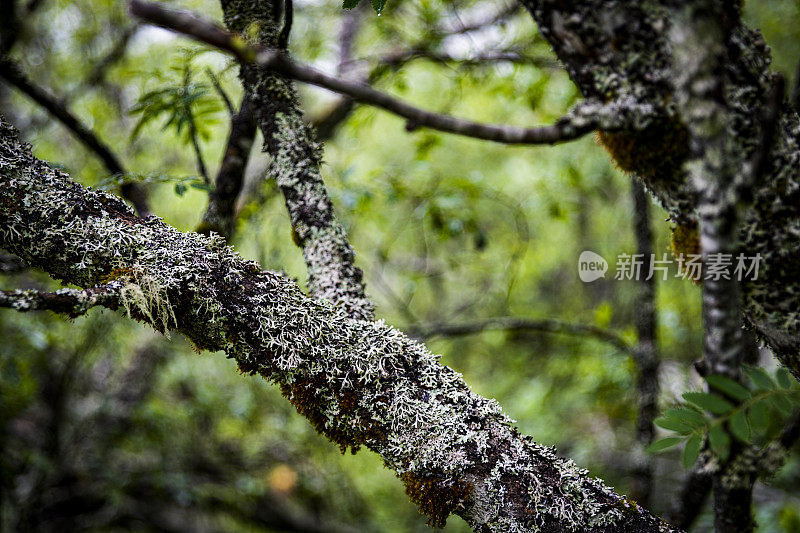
[630,180,659,507]
[0,59,151,217]
[668,466,713,531]
[0,284,121,317]
[517,0,800,374]
[129,0,656,146]
[407,316,633,354]
[197,95,257,240]
[0,115,681,532]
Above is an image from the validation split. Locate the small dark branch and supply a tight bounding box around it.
[437,3,520,36]
[630,180,659,507]
[374,47,559,70]
[668,466,713,531]
[311,98,356,143]
[0,59,151,217]
[336,3,363,77]
[776,410,800,451]
[206,67,235,116]
[276,0,293,50]
[407,316,633,353]
[0,253,27,274]
[0,284,121,317]
[197,96,257,240]
[793,59,800,110]
[85,24,140,87]
[129,0,654,145]
[0,0,18,56]
[190,126,209,184]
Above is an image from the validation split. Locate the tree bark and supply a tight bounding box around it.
[519,0,800,374]
[0,115,679,532]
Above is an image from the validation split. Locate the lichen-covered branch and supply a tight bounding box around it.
[0,59,151,217]
[407,316,633,354]
[197,95,257,240]
[130,0,657,146]
[218,0,372,320]
[0,284,121,317]
[519,0,800,377]
[0,116,680,532]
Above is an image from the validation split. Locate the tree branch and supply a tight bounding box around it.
[0,284,121,317]
[630,180,659,507]
[518,0,800,372]
[197,95,257,240]
[129,0,655,146]
[0,115,680,532]
[0,59,151,217]
[407,316,633,354]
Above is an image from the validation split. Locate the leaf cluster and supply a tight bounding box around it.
[648,366,800,467]
[128,48,222,145]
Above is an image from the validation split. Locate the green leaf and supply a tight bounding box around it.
[777,367,794,389]
[654,416,694,435]
[189,182,213,192]
[748,400,771,434]
[371,0,386,14]
[745,367,776,391]
[769,393,793,416]
[708,424,730,461]
[729,410,750,442]
[342,0,361,8]
[682,392,734,415]
[664,407,707,428]
[705,374,751,401]
[683,434,702,468]
[647,437,684,454]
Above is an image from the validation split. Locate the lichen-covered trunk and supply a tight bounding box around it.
[0,116,678,532]
[521,0,800,373]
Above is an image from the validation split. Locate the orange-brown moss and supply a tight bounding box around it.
[597,120,689,181]
[278,376,383,455]
[400,472,472,528]
[99,266,132,284]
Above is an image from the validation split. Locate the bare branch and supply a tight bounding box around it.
[206,67,235,116]
[630,180,659,507]
[129,0,654,145]
[0,59,151,217]
[276,0,293,50]
[437,3,521,36]
[197,95,257,240]
[406,316,633,354]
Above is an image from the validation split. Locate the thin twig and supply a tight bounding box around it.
[277,0,293,50]
[129,0,652,145]
[406,316,633,353]
[206,67,235,116]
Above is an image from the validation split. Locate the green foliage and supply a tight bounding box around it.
[648,367,800,465]
[129,48,222,144]
[96,173,212,197]
[342,0,387,14]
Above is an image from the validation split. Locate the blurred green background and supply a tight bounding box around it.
[1,0,799,531]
